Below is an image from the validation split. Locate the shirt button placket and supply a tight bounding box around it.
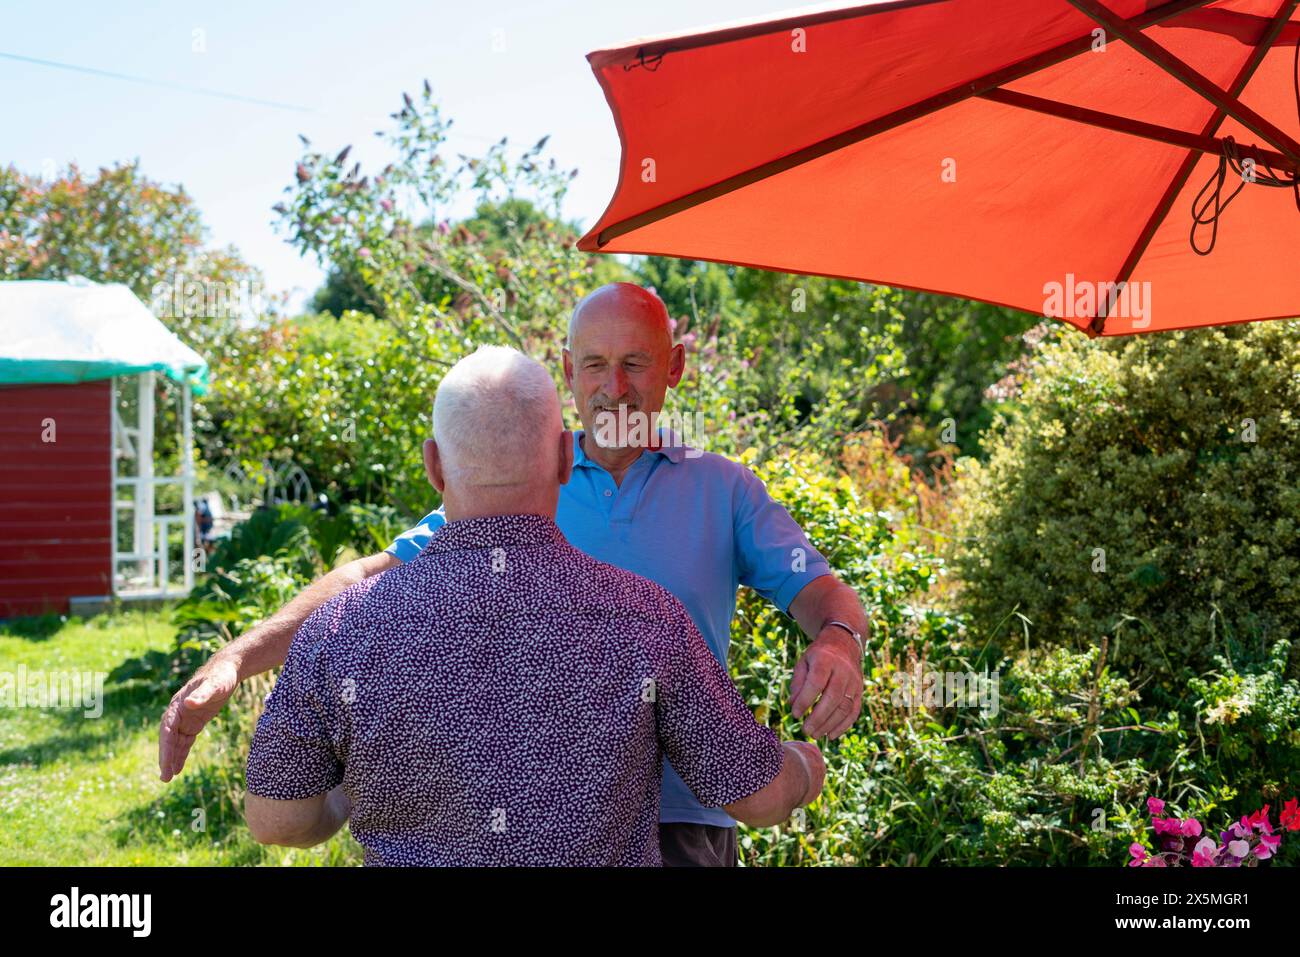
[609,464,645,524]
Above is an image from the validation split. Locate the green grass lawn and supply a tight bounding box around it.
[0,607,362,865]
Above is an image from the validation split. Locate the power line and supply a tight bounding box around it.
[0,50,314,113]
[1,50,621,170]
[1,51,620,161]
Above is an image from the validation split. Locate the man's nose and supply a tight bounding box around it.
[604,366,630,399]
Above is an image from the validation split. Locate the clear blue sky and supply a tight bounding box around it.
[2,0,782,309]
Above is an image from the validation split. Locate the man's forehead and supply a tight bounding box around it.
[569,311,669,355]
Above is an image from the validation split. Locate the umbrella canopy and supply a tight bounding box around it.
[576,0,1300,336]
[0,279,209,392]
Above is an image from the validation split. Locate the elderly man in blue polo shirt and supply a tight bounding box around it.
[160,282,868,866]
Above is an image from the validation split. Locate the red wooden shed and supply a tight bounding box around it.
[0,279,208,618]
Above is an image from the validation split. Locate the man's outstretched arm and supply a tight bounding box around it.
[656,602,825,829]
[158,549,401,781]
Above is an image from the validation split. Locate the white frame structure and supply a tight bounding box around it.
[111,371,195,599]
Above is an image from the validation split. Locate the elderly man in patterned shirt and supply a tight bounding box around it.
[243,346,824,865]
[167,282,868,867]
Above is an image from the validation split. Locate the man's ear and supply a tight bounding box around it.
[424,439,446,493]
[557,430,574,486]
[666,342,686,388]
[562,348,575,393]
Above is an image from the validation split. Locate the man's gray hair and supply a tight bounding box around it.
[432,345,562,487]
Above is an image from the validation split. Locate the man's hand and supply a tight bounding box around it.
[156,549,402,784]
[787,575,867,739]
[789,627,864,739]
[159,656,239,782]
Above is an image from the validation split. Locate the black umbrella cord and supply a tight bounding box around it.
[1191,39,1300,255]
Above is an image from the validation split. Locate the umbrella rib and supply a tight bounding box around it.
[592,0,1216,248]
[1089,0,1300,336]
[978,88,1296,173]
[1065,0,1300,164]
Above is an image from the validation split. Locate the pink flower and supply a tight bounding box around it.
[358,248,371,259]
[1181,818,1203,837]
[1152,817,1182,835]
[1247,806,1271,831]
[1191,837,1218,867]
[1128,843,1148,867]
[1227,840,1250,859]
[1255,831,1281,860]
[1147,797,1166,818]
[380,198,394,213]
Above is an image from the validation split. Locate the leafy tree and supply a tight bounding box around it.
[201,311,444,516]
[310,267,372,317]
[0,160,262,351]
[889,292,1039,453]
[273,84,624,373]
[633,256,1037,463]
[632,257,909,463]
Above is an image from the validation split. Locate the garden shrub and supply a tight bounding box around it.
[729,449,1300,866]
[1188,638,1300,807]
[202,313,444,517]
[955,321,1300,685]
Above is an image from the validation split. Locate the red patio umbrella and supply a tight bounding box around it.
[576,0,1300,336]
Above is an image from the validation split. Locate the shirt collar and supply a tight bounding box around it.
[423,513,566,554]
[572,429,689,469]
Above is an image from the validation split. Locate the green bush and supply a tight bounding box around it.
[1188,638,1300,806]
[202,313,444,517]
[729,449,1300,866]
[955,321,1300,685]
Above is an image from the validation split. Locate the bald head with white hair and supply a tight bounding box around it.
[568,282,673,350]
[424,345,573,522]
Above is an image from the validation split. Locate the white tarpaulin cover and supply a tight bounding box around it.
[0,279,208,392]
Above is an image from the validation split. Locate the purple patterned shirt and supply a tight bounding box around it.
[246,513,784,866]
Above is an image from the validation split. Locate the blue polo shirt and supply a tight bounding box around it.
[385,431,832,828]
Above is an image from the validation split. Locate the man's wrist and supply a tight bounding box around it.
[783,742,813,806]
[820,619,864,657]
[206,645,246,684]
